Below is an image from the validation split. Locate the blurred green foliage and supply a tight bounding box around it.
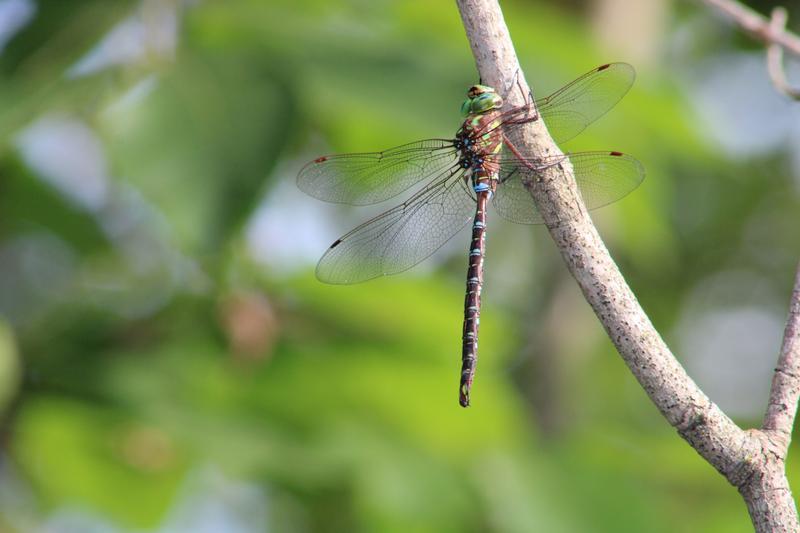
[0,0,799,532]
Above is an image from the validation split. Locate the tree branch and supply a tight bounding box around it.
[455,0,799,530]
[456,0,751,478]
[764,262,800,443]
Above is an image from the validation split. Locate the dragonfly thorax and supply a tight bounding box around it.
[454,137,486,171]
[455,109,504,171]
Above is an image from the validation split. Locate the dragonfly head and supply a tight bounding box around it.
[460,85,503,116]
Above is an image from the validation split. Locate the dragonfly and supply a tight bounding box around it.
[298,63,644,407]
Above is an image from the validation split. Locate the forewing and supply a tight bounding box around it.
[316,168,476,284]
[535,63,635,145]
[492,151,644,224]
[297,139,459,205]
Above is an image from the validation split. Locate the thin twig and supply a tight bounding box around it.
[766,8,800,100]
[702,0,800,99]
[702,0,800,55]
[763,262,800,446]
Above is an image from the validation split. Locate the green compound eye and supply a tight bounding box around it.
[460,85,503,116]
[471,92,503,113]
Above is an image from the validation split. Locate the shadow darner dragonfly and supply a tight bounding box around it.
[298,63,644,407]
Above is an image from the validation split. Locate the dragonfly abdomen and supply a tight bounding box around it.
[459,167,497,407]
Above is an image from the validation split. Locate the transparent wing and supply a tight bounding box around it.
[492,151,644,225]
[490,63,635,147]
[535,63,635,144]
[478,63,635,148]
[316,167,475,284]
[297,139,460,206]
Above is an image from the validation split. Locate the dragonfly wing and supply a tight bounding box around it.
[491,158,547,225]
[297,139,460,205]
[534,63,635,145]
[316,167,475,284]
[492,151,644,225]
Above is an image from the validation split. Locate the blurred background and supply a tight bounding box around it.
[0,0,799,531]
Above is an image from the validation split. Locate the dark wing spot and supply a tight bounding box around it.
[329,238,342,249]
[598,63,610,71]
[610,151,623,156]
[314,156,328,163]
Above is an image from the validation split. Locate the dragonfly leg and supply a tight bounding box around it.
[502,68,539,119]
[502,133,540,174]
[499,68,520,101]
[501,71,538,121]
[518,77,534,107]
